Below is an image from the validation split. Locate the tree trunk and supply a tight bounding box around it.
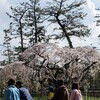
[55,15,73,48]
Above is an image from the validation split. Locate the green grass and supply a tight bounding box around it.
[83,96,100,100]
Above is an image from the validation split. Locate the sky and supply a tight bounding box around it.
[0,0,100,60]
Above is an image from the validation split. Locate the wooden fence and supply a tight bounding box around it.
[82,91,100,100]
[31,91,100,100]
[1,91,100,100]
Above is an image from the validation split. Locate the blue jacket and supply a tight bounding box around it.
[3,85,20,100]
[19,87,33,100]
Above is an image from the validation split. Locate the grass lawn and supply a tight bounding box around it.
[83,96,100,100]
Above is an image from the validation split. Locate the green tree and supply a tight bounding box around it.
[3,31,16,64]
[4,0,47,55]
[92,71,100,90]
[44,0,90,48]
[95,7,100,26]
[95,7,100,43]
[6,4,28,53]
[23,0,47,45]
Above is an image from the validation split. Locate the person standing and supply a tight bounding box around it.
[3,78,20,100]
[16,81,33,100]
[47,82,54,100]
[47,86,54,100]
[51,80,69,100]
[70,83,83,100]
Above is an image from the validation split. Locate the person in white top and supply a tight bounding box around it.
[70,83,83,100]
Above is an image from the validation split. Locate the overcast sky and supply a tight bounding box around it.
[0,0,100,60]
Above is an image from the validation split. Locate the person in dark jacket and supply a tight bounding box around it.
[16,81,33,100]
[52,80,69,100]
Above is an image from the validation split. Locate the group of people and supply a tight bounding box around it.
[2,78,33,100]
[2,78,83,100]
[47,80,83,100]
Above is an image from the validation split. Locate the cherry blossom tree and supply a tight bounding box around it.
[1,43,100,93]
[20,43,100,90]
[63,47,100,89]
[0,61,33,95]
[19,42,65,91]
